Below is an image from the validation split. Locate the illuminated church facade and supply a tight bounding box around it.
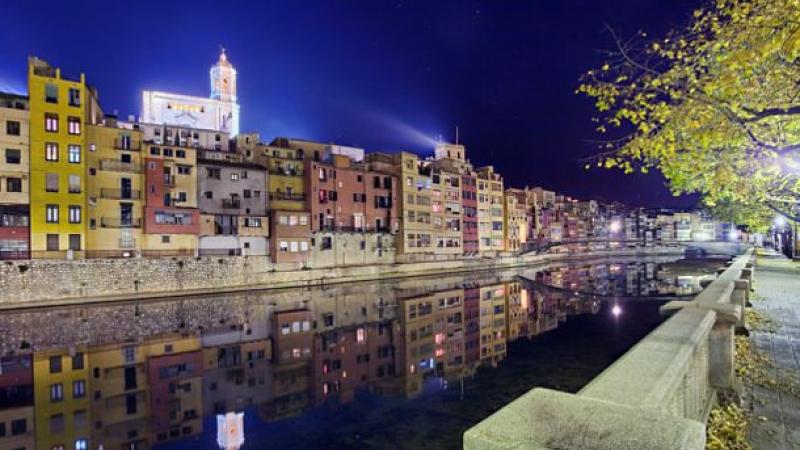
[141,49,241,136]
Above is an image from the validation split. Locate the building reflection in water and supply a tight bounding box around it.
[0,256,714,450]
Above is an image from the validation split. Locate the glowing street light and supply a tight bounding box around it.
[609,219,622,234]
[774,215,787,229]
[611,304,622,317]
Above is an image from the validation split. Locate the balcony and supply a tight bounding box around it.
[100,188,141,200]
[269,167,304,176]
[100,160,141,173]
[163,175,176,187]
[100,217,142,228]
[269,192,306,202]
[114,139,141,151]
[222,198,241,209]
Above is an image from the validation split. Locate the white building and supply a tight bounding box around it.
[141,49,241,136]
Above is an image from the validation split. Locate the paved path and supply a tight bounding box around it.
[748,249,800,450]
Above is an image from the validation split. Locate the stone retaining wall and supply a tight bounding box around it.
[0,246,684,308]
[464,248,754,450]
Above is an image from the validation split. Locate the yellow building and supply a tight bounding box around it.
[28,57,89,258]
[476,166,505,253]
[33,347,92,450]
[0,92,31,258]
[86,119,144,257]
[387,152,433,255]
[479,283,507,366]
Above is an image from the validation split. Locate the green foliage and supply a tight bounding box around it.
[579,0,800,229]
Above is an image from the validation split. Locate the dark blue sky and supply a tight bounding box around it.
[2,0,701,206]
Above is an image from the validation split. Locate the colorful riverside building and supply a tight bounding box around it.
[33,346,92,450]
[138,123,201,256]
[476,166,505,253]
[0,355,34,450]
[28,57,90,258]
[85,117,145,257]
[0,92,30,259]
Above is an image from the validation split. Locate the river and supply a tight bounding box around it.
[0,253,728,450]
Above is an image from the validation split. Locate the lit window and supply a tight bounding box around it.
[289,215,298,226]
[278,215,288,225]
[72,380,85,398]
[75,438,88,450]
[68,175,81,193]
[299,215,308,226]
[46,205,59,223]
[68,206,81,224]
[300,241,308,252]
[68,145,81,163]
[50,383,63,401]
[45,113,58,132]
[279,241,289,251]
[231,173,239,181]
[356,328,365,342]
[67,117,81,135]
[45,142,59,161]
[290,241,299,252]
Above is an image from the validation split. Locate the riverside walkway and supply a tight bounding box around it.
[749,249,800,450]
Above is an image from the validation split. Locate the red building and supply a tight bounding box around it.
[143,155,199,246]
[269,210,311,265]
[305,154,398,233]
[147,349,203,442]
[0,205,29,259]
[461,174,479,254]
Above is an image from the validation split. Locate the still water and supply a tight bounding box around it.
[0,254,727,450]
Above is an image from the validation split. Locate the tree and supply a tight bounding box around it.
[578,0,800,231]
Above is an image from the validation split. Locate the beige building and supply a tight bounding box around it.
[86,118,145,257]
[476,166,505,253]
[504,189,528,252]
[0,93,30,259]
[430,166,462,254]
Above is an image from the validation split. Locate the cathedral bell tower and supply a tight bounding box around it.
[210,47,237,102]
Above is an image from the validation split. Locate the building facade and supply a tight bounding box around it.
[0,93,30,259]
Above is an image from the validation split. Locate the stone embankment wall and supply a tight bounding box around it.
[0,246,684,308]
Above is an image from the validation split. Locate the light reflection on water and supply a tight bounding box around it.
[0,255,726,450]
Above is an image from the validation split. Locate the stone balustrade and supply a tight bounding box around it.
[464,248,754,450]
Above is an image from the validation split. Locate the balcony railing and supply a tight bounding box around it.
[269,167,304,176]
[114,139,141,151]
[163,175,176,187]
[269,192,306,202]
[222,199,241,209]
[101,217,142,228]
[100,188,141,200]
[100,160,141,173]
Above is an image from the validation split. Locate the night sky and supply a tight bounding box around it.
[2,0,701,207]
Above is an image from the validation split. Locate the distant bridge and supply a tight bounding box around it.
[521,239,746,256]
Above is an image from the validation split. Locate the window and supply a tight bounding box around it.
[163,148,173,157]
[0,130,16,154]
[206,167,220,179]
[50,383,64,401]
[6,177,21,192]
[126,394,137,415]
[150,147,160,156]
[73,380,86,398]
[244,217,261,227]
[161,235,170,243]
[6,120,20,135]
[120,153,131,163]
[68,234,81,251]
[300,241,309,252]
[67,117,81,135]
[46,205,59,223]
[46,234,59,251]
[45,83,58,103]
[10,418,26,435]
[46,142,59,161]
[278,215,288,225]
[299,215,308,226]
[231,173,239,181]
[68,145,81,163]
[243,189,251,198]
[177,165,191,175]
[289,215,298,226]
[68,175,81,193]
[290,241,299,252]
[50,356,62,373]
[75,439,88,450]
[45,113,58,132]
[68,88,80,106]
[123,346,135,363]
[279,241,288,251]
[204,191,213,199]
[176,149,186,158]
[68,206,81,223]
[50,414,65,433]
